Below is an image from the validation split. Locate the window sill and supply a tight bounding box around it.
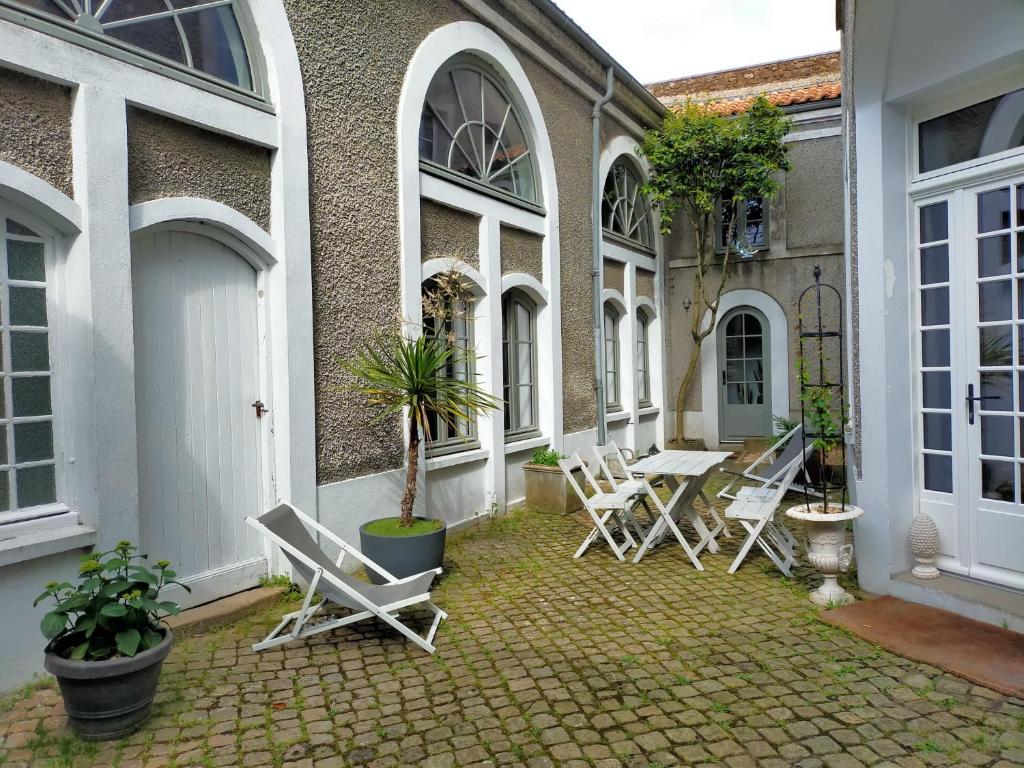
[504,434,549,455]
[637,405,659,417]
[606,409,631,423]
[425,447,490,471]
[0,521,96,568]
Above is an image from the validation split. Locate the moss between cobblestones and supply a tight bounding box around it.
[2,477,1023,767]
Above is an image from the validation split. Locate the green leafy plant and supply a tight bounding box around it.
[638,96,791,441]
[342,269,501,527]
[530,447,565,466]
[797,355,846,511]
[34,541,188,661]
[772,414,799,436]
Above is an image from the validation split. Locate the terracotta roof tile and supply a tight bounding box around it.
[648,51,841,115]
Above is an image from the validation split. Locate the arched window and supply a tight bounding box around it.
[8,0,256,91]
[422,277,478,455]
[636,309,651,406]
[602,158,653,248]
[604,304,621,409]
[419,62,539,204]
[502,290,537,438]
[0,210,60,522]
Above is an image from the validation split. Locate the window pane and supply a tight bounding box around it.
[923,412,952,451]
[923,453,952,493]
[0,425,6,465]
[979,326,1012,366]
[16,464,56,508]
[10,332,49,372]
[0,470,8,511]
[978,235,1011,277]
[9,286,47,326]
[982,459,1015,502]
[6,219,39,238]
[745,334,763,360]
[517,385,533,428]
[978,188,1012,233]
[727,383,743,404]
[919,87,1024,173]
[178,6,253,90]
[920,287,949,326]
[6,240,45,282]
[516,342,532,385]
[979,280,1012,322]
[12,376,51,417]
[106,16,187,65]
[922,371,951,409]
[922,329,950,367]
[981,415,1014,457]
[725,336,742,358]
[920,244,949,284]
[14,421,53,463]
[745,360,763,383]
[920,202,948,243]
[980,371,1013,411]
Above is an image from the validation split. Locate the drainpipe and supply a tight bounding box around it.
[592,67,614,446]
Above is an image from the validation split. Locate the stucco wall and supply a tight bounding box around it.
[604,259,625,295]
[637,268,655,300]
[421,199,480,269]
[0,68,72,197]
[785,135,845,250]
[125,108,272,230]
[500,224,542,279]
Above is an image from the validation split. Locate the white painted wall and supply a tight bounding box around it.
[849,0,1024,624]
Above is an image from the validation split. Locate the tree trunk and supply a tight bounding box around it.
[400,416,420,527]
[674,340,703,442]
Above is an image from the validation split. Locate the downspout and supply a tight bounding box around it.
[592,66,614,446]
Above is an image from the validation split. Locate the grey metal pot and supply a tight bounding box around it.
[44,627,173,741]
[359,518,446,585]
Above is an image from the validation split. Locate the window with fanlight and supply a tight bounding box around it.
[602,158,653,248]
[3,0,256,92]
[419,61,539,205]
[604,304,621,410]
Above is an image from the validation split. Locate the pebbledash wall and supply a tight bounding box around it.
[665,109,845,448]
[296,1,670,545]
[0,0,669,689]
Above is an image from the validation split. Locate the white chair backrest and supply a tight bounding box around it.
[591,441,633,488]
[558,453,602,504]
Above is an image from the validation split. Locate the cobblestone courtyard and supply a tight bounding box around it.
[2,498,1023,768]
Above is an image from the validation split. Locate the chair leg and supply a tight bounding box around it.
[727,518,769,574]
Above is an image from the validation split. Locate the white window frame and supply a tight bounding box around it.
[716,196,768,253]
[0,204,71,531]
[602,157,654,251]
[636,308,651,407]
[502,289,539,441]
[604,303,621,411]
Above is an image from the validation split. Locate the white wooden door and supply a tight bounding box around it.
[132,228,266,608]
[914,177,1024,590]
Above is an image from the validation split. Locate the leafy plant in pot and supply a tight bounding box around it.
[35,541,188,740]
[342,269,501,585]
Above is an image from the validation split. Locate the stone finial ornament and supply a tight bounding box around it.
[909,512,941,579]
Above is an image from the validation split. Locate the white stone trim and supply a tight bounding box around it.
[602,288,627,313]
[128,197,277,264]
[0,161,80,233]
[699,289,789,448]
[420,173,545,234]
[635,295,657,317]
[500,272,549,305]
[421,256,487,295]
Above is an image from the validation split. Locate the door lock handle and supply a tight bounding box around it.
[721,370,727,386]
[252,400,269,419]
[965,384,997,425]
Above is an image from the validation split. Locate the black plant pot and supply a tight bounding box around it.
[359,518,447,585]
[44,628,173,741]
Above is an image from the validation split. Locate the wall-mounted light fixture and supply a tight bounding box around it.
[682,297,692,310]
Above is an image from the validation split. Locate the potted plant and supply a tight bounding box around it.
[343,270,500,584]
[522,447,582,514]
[34,541,188,740]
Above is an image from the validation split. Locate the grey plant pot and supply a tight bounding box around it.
[359,518,447,585]
[44,627,173,741]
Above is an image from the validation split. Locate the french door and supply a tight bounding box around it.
[915,175,1024,589]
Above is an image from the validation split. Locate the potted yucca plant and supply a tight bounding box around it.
[35,541,188,740]
[342,270,500,583]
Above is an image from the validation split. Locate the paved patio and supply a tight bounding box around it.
[2,491,1023,768]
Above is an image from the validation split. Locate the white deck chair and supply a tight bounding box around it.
[724,459,804,575]
[631,468,716,569]
[560,453,640,561]
[717,425,819,502]
[245,503,447,654]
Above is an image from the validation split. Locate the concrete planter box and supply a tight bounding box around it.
[523,463,583,514]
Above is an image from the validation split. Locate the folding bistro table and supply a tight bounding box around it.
[627,450,732,566]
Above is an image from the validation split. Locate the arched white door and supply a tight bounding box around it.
[132,228,266,608]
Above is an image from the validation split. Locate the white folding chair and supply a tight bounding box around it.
[591,443,655,536]
[724,459,804,575]
[717,425,819,502]
[559,453,640,561]
[246,503,447,653]
[631,468,716,569]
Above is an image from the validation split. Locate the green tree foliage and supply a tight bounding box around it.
[638,96,791,441]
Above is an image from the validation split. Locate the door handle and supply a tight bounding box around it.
[965,383,997,425]
[721,370,727,386]
[252,400,269,419]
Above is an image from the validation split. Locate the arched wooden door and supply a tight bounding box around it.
[717,307,772,441]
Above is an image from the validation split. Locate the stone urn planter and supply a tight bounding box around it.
[523,463,583,514]
[44,628,174,740]
[785,503,864,607]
